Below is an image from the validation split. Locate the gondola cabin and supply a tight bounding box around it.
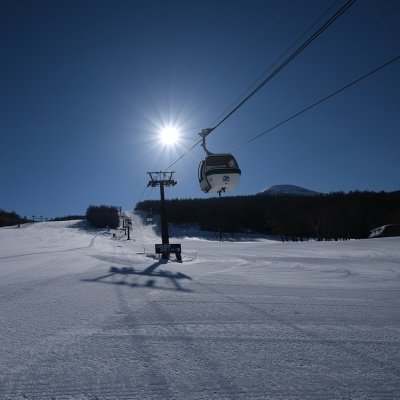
[198,153,241,194]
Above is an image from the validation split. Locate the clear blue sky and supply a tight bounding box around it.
[1,0,399,218]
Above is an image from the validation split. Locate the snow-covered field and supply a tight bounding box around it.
[1,213,399,400]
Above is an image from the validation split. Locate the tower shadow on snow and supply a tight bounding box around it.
[82,259,192,292]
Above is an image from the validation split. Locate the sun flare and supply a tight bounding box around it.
[160,126,180,146]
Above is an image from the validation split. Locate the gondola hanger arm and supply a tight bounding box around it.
[199,128,214,155]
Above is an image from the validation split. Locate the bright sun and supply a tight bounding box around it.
[160,126,180,145]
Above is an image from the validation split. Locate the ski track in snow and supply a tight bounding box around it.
[0,215,400,399]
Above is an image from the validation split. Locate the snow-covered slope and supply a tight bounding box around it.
[260,184,321,196]
[1,216,399,399]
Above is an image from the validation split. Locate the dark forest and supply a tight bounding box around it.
[136,191,400,241]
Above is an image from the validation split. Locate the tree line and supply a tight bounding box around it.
[86,205,120,229]
[0,209,29,227]
[1,206,119,229]
[135,190,400,241]
[51,215,85,222]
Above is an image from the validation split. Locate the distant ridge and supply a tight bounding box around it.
[260,184,321,196]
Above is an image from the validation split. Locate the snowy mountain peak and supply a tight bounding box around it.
[260,184,321,196]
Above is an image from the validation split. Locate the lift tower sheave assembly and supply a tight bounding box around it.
[147,171,177,260]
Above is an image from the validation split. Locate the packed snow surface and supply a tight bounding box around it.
[1,213,399,399]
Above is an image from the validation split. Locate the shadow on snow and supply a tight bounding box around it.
[82,259,192,292]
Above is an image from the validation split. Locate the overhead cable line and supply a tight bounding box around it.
[137,185,150,203]
[135,182,156,209]
[161,0,356,172]
[163,138,203,171]
[210,0,340,128]
[231,53,400,152]
[210,0,357,131]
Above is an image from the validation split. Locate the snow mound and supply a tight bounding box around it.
[369,224,400,238]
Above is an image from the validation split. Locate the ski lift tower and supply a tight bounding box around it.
[147,171,177,259]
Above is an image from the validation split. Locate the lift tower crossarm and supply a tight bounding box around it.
[147,171,177,187]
